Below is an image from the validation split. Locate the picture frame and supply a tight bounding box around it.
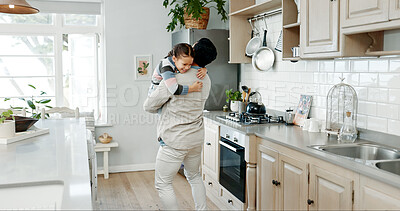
[293,95,313,126]
[134,55,152,81]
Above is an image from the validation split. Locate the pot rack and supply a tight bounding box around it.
[247,8,282,21]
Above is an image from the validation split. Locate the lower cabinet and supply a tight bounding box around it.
[257,139,356,210]
[359,175,400,210]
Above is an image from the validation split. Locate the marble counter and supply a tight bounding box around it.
[204,111,400,189]
[0,118,92,209]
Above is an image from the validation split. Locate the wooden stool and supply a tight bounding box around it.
[95,141,118,179]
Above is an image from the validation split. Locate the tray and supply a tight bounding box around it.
[0,126,50,145]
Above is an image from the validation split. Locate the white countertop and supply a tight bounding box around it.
[0,118,92,210]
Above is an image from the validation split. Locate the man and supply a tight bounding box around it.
[143,38,217,210]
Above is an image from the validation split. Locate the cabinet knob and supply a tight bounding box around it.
[208,182,212,186]
[307,199,314,205]
[233,137,238,142]
[206,142,211,146]
[225,134,230,139]
[228,199,233,204]
[272,180,281,186]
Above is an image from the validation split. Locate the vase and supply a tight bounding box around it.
[230,100,239,112]
[183,7,210,30]
[0,120,16,138]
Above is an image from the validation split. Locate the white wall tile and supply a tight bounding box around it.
[367,116,388,133]
[377,103,399,119]
[351,60,369,72]
[388,89,400,104]
[359,73,378,87]
[319,60,335,72]
[354,87,368,101]
[343,73,359,86]
[369,59,388,72]
[335,60,350,72]
[389,58,400,72]
[357,114,367,129]
[358,101,377,115]
[368,88,388,103]
[388,119,400,136]
[379,73,400,88]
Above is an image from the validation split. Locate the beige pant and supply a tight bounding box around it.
[155,145,207,210]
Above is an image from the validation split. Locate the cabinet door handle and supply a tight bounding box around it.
[208,182,212,185]
[206,142,211,146]
[225,134,230,139]
[228,199,233,204]
[307,199,314,205]
[272,180,281,186]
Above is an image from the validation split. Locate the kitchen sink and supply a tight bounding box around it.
[310,143,400,160]
[375,160,400,176]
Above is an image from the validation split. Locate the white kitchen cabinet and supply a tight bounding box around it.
[359,175,400,210]
[309,165,354,210]
[203,120,219,180]
[389,0,400,20]
[300,0,340,57]
[341,0,389,28]
[257,144,308,210]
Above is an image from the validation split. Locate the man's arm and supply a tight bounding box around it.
[143,83,172,113]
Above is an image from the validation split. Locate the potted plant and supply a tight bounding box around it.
[0,110,15,138]
[163,0,228,32]
[225,89,242,112]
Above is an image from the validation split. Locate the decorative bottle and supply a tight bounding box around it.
[338,112,357,143]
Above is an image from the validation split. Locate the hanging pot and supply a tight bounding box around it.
[245,19,261,57]
[183,7,210,30]
[252,29,275,71]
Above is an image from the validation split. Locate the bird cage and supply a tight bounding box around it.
[325,78,358,136]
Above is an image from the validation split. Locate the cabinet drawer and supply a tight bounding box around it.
[203,172,219,197]
[219,186,245,210]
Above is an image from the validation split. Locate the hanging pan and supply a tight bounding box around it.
[245,19,261,57]
[252,18,275,71]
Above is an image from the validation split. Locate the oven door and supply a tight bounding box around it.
[219,137,246,202]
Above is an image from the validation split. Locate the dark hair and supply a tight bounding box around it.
[165,43,195,59]
[193,38,217,67]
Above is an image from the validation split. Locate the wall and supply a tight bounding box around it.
[96,0,229,171]
[241,13,400,136]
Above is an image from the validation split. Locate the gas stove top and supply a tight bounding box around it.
[216,112,285,126]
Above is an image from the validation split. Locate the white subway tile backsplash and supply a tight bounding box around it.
[354,87,368,101]
[387,119,400,136]
[359,73,378,87]
[389,58,400,72]
[319,61,335,72]
[369,59,388,72]
[358,101,377,115]
[388,89,400,104]
[351,60,369,72]
[327,73,343,84]
[377,103,399,119]
[367,88,388,103]
[367,116,388,133]
[335,60,350,72]
[357,114,367,129]
[307,61,319,72]
[379,73,400,88]
[343,73,359,86]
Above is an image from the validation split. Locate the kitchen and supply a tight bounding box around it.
[0,0,400,210]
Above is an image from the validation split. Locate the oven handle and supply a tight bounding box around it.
[219,140,243,152]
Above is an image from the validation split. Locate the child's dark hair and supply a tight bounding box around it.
[165,43,195,59]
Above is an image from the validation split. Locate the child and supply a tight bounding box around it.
[148,43,207,96]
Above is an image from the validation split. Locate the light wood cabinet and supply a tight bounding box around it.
[309,165,354,210]
[389,0,400,20]
[300,0,340,57]
[203,120,219,180]
[359,175,400,210]
[257,144,308,210]
[341,0,389,28]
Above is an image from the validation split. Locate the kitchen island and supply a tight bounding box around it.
[0,118,92,210]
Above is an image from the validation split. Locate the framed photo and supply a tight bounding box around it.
[293,95,313,126]
[134,55,152,81]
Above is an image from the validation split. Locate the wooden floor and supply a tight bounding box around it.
[95,171,219,210]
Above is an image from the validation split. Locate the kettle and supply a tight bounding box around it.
[246,91,266,115]
[285,108,295,125]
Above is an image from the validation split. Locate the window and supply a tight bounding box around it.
[0,12,106,123]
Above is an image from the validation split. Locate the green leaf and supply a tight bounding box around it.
[40,91,47,95]
[19,97,25,101]
[45,105,53,109]
[27,100,36,109]
[4,98,10,101]
[28,84,36,89]
[38,99,51,104]
[10,106,23,110]
[138,67,142,71]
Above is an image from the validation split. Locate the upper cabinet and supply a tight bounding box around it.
[300,0,340,57]
[341,0,389,28]
[389,0,400,20]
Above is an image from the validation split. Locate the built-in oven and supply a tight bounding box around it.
[219,126,246,202]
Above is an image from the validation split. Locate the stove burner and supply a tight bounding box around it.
[223,112,285,125]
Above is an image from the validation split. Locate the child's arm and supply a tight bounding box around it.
[188,81,203,93]
[196,67,207,79]
[160,66,189,95]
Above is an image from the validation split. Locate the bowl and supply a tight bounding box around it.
[6,116,38,132]
[99,133,112,144]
